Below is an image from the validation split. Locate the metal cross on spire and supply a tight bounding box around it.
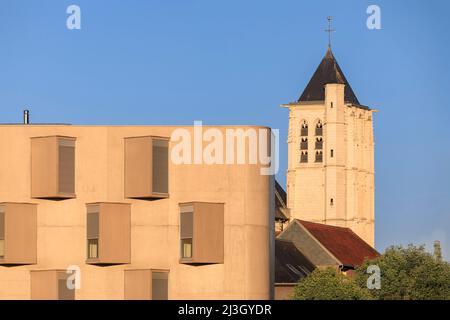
[325,16,335,48]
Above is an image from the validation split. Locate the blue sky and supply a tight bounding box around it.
[1,0,449,259]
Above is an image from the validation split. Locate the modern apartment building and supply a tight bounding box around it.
[0,123,274,300]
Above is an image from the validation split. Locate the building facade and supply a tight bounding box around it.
[284,48,375,245]
[0,124,274,300]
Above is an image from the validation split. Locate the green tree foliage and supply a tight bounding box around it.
[291,268,373,300]
[355,244,450,300]
[291,245,450,300]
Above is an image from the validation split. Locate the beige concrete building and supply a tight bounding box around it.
[0,124,274,300]
[283,47,376,246]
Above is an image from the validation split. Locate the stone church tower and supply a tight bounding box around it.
[283,47,375,246]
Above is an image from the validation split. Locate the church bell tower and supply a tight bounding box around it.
[283,27,376,246]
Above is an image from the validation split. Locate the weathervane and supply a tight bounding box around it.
[325,16,335,48]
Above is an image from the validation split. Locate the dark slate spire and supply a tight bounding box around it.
[298,47,360,105]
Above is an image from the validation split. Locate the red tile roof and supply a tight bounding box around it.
[297,220,379,268]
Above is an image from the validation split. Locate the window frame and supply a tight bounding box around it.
[180,210,194,260]
[315,137,323,150]
[86,208,100,261]
[300,137,308,150]
[315,121,323,136]
[87,238,99,260]
[300,151,308,163]
[57,138,76,195]
[152,138,169,195]
[300,120,308,136]
[315,150,323,163]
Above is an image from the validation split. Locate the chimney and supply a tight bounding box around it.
[23,110,30,124]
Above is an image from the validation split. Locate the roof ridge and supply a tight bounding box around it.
[296,219,353,232]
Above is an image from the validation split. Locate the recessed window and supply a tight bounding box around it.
[300,137,308,150]
[58,273,75,300]
[331,102,334,108]
[330,149,334,158]
[315,121,323,136]
[180,211,193,259]
[181,239,192,259]
[58,139,75,195]
[87,239,99,259]
[152,139,169,194]
[315,151,323,163]
[330,198,334,206]
[315,137,323,150]
[300,151,308,163]
[87,210,99,259]
[152,271,169,300]
[301,121,308,136]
